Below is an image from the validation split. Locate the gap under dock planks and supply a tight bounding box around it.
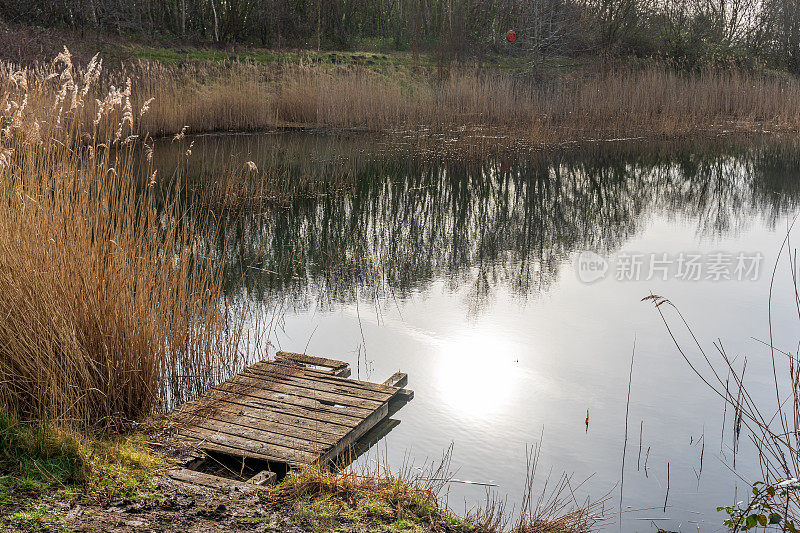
[168,351,413,487]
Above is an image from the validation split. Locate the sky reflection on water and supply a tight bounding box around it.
[164,133,800,531]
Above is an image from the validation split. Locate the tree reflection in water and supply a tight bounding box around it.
[151,134,800,313]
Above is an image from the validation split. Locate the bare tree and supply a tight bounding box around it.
[517,0,589,60]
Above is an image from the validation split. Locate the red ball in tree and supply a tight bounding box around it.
[506,30,516,43]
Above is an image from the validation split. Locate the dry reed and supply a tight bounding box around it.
[0,48,245,427]
[72,61,800,142]
[646,233,800,527]
[6,54,800,144]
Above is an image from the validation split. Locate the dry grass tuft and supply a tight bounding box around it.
[467,443,607,533]
[267,445,606,533]
[648,239,800,527]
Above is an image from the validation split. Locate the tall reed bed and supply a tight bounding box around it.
[0,49,245,427]
[272,65,800,137]
[57,59,800,141]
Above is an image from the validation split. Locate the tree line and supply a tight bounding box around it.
[1,0,799,72]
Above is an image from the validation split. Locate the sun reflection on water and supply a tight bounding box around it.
[435,332,521,420]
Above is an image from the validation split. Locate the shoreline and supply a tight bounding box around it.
[151,122,797,152]
[0,419,602,532]
[9,44,800,148]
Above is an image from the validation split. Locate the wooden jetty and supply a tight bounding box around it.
[168,351,412,485]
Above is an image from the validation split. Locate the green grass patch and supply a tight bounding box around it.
[0,411,163,517]
[123,45,234,64]
[4,503,69,532]
[112,41,440,75]
[120,44,397,68]
[80,434,163,501]
[289,494,436,532]
[0,412,88,497]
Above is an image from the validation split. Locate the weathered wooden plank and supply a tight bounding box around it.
[186,388,364,427]
[176,414,331,454]
[177,433,286,463]
[210,378,375,418]
[274,351,349,372]
[262,361,400,395]
[177,425,319,465]
[248,470,277,486]
[332,366,352,378]
[242,365,390,400]
[185,411,340,448]
[332,418,401,467]
[388,391,413,418]
[175,399,352,442]
[381,373,413,417]
[182,391,359,429]
[394,389,414,402]
[268,361,399,393]
[246,362,393,400]
[168,468,258,491]
[241,366,392,402]
[322,371,412,463]
[225,370,388,409]
[184,411,340,446]
[383,372,408,388]
[322,402,389,464]
[217,373,382,413]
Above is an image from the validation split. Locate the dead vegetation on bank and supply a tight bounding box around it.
[93,59,800,141]
[271,456,606,533]
[6,49,800,143]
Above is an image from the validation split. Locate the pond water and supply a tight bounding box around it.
[155,133,800,531]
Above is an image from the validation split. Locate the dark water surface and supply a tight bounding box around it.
[157,133,800,531]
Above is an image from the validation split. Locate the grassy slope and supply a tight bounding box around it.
[117,42,580,72]
[0,22,581,74]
